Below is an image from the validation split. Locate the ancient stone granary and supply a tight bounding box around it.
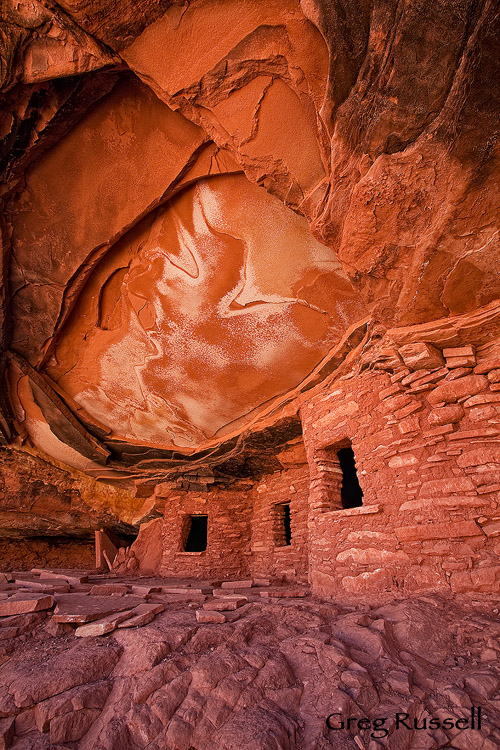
[1,0,499,597]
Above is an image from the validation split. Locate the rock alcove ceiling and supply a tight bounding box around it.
[0,0,499,533]
[2,5,500,750]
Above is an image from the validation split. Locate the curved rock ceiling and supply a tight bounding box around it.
[1,0,499,484]
[45,173,363,450]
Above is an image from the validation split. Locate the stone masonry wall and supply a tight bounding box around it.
[301,343,500,599]
[250,465,309,583]
[160,486,252,580]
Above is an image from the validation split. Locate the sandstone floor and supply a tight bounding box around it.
[1,576,499,749]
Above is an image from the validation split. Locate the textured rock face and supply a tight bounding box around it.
[0,0,499,573]
[2,0,498,475]
[1,583,500,749]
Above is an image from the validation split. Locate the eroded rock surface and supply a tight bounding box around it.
[0,578,499,749]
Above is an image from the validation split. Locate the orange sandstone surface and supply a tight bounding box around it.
[0,1,500,747]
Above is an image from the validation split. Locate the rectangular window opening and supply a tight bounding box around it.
[183,515,208,552]
[274,502,292,547]
[337,443,364,509]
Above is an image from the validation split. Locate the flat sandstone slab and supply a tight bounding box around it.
[75,610,133,637]
[221,580,253,589]
[53,595,143,623]
[259,588,308,598]
[161,587,212,595]
[0,594,54,616]
[89,584,129,596]
[202,598,247,611]
[196,610,226,623]
[117,603,165,628]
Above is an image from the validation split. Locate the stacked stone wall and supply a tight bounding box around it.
[249,465,309,582]
[301,345,500,598]
[160,486,252,579]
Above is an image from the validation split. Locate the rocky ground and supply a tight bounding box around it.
[0,573,499,749]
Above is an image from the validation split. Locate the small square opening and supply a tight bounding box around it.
[183,515,208,552]
[274,502,292,547]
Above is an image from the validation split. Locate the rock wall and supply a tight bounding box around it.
[137,323,500,596]
[0,0,499,593]
[250,464,310,583]
[302,338,500,598]
[160,486,252,580]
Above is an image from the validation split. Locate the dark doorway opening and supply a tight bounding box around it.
[184,515,208,552]
[283,503,292,545]
[337,446,364,509]
[274,502,292,546]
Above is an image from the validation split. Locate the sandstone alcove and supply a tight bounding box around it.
[1,0,500,747]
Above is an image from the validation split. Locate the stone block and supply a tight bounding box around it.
[202,598,246,611]
[419,477,475,496]
[403,567,447,592]
[449,571,472,593]
[477,519,500,537]
[428,404,464,426]
[221,580,253,589]
[475,359,500,374]
[259,587,307,598]
[427,375,488,405]
[131,585,162,595]
[336,548,410,565]
[162,587,212,595]
[394,402,423,420]
[379,383,404,400]
[443,346,475,358]
[388,454,418,468]
[463,393,500,407]
[75,610,133,637]
[116,603,165,628]
[395,520,482,542]
[0,594,54,616]
[89,584,129,596]
[446,355,477,368]
[448,427,500,440]
[399,343,444,370]
[196,610,226,623]
[341,568,393,594]
[399,497,482,512]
